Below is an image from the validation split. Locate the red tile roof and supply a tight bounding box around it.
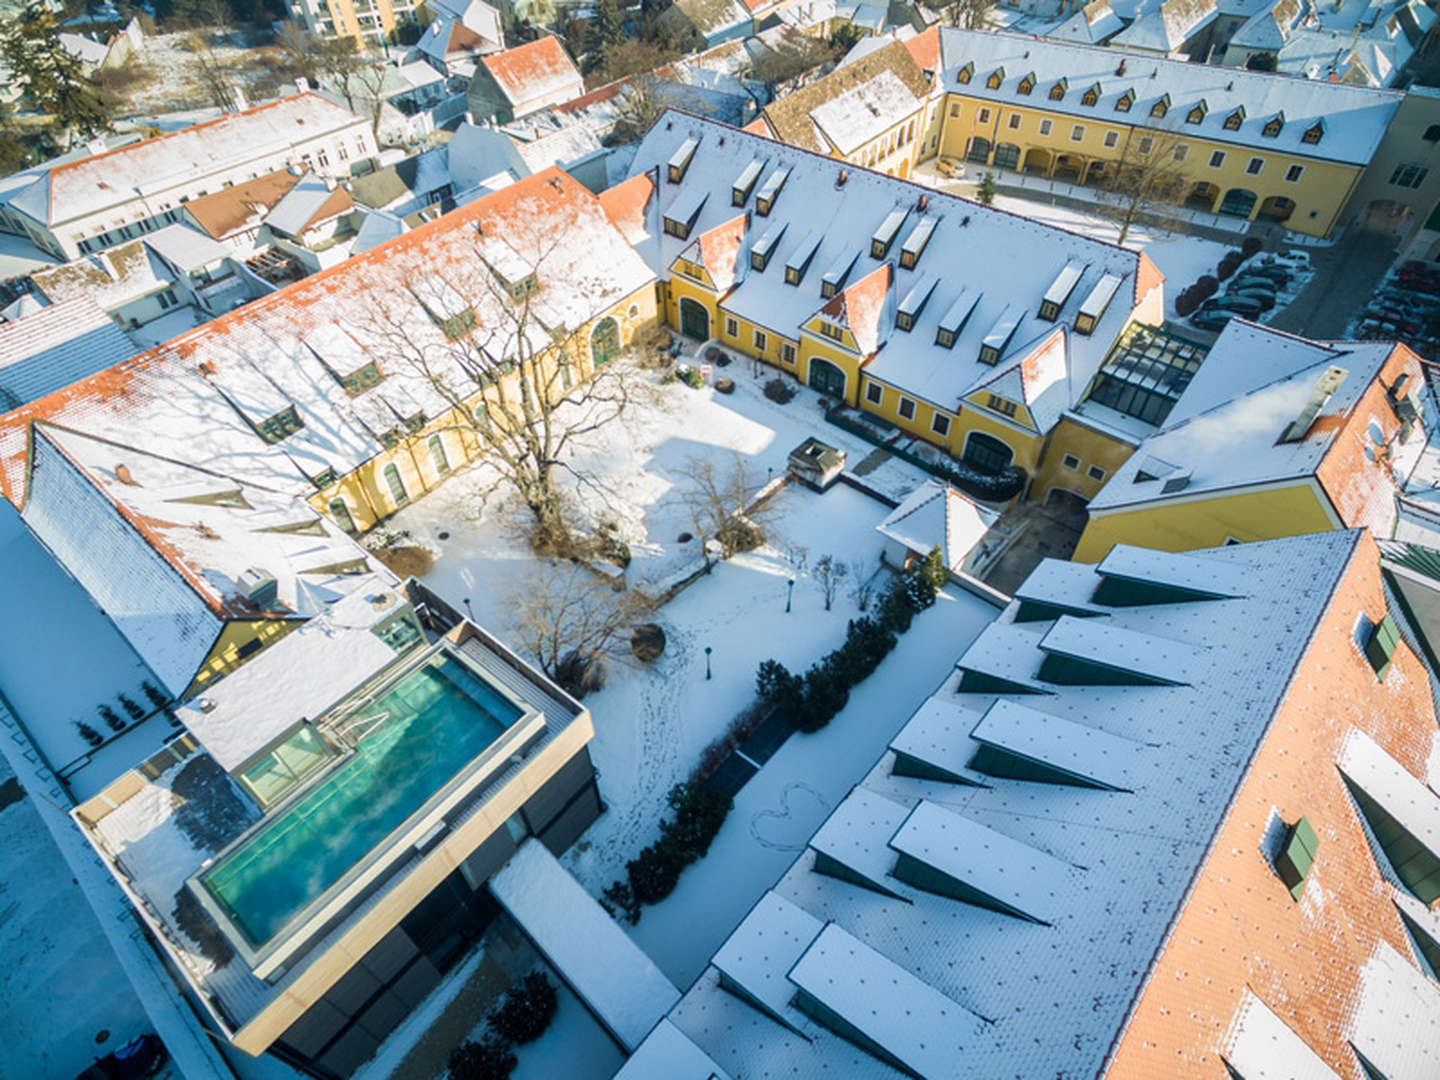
[183,168,304,240]
[820,263,891,357]
[903,25,940,74]
[482,35,582,106]
[694,213,748,293]
[598,172,655,244]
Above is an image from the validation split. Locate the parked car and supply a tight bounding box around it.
[1227,275,1279,296]
[1262,250,1310,270]
[1201,295,1265,317]
[1245,265,1292,287]
[936,158,964,179]
[1191,310,1236,331]
[76,1035,168,1080]
[1226,288,1276,312]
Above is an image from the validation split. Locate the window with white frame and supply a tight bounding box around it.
[978,108,991,123]
[1039,119,1052,135]
[898,396,916,420]
[1208,149,1226,168]
[1137,135,1153,155]
[865,382,884,405]
[1173,143,1189,161]
[781,342,796,365]
[1285,163,1304,182]
[1062,453,1080,469]
[1008,113,1021,130]
[1246,157,1263,175]
[931,413,951,437]
[754,329,768,351]
[1087,465,1106,481]
[725,315,738,338]
[1103,130,1118,147]
[1071,124,1085,141]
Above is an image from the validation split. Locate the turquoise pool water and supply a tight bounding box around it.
[200,654,522,948]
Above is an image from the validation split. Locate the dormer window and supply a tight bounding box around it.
[339,360,383,397]
[957,61,974,84]
[1263,112,1284,137]
[896,275,937,332]
[732,159,764,206]
[1115,88,1134,112]
[1017,72,1035,95]
[751,222,786,272]
[821,250,858,298]
[667,137,699,183]
[935,288,979,349]
[439,310,476,341]
[507,272,538,303]
[1040,261,1085,321]
[1223,106,1245,130]
[871,210,907,259]
[784,232,821,285]
[818,320,845,342]
[662,189,706,240]
[1186,100,1207,124]
[1150,94,1170,118]
[986,66,1005,89]
[258,405,304,444]
[1049,77,1067,101]
[755,166,788,215]
[1302,120,1324,144]
[899,216,937,269]
[1081,82,1101,106]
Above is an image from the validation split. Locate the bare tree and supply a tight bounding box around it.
[747,32,835,91]
[510,564,652,696]
[680,453,776,558]
[355,231,647,553]
[1100,127,1190,246]
[920,0,993,29]
[814,554,847,611]
[849,558,876,611]
[610,74,670,145]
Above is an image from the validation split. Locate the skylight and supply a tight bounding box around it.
[667,137,699,182]
[899,215,937,269]
[808,787,911,897]
[712,890,822,1034]
[1339,729,1440,905]
[968,699,1143,790]
[1037,615,1200,686]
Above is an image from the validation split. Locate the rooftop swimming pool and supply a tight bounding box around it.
[199,652,524,949]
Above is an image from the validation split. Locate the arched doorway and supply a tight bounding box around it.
[808,357,846,398]
[1053,154,1084,183]
[1023,148,1051,175]
[1084,160,1108,186]
[966,136,992,164]
[1185,181,1217,212]
[1218,187,1258,218]
[1257,195,1295,222]
[962,431,1013,472]
[678,297,709,340]
[993,142,1020,171]
[590,316,619,366]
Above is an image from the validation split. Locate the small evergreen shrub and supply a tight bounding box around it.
[677,365,705,389]
[793,663,850,732]
[76,721,103,748]
[763,377,797,404]
[1217,251,1242,281]
[118,693,146,721]
[489,973,558,1045]
[1174,287,1199,318]
[666,782,732,858]
[99,704,125,732]
[448,1037,516,1080]
[627,835,686,904]
[756,659,803,715]
[1194,275,1219,300]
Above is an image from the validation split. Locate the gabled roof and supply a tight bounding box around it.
[875,477,997,570]
[598,172,656,245]
[0,168,656,509]
[480,36,582,108]
[183,168,304,240]
[1111,0,1218,50]
[691,212,748,293]
[263,173,355,237]
[0,295,135,409]
[30,239,170,312]
[817,262,890,357]
[938,27,1401,165]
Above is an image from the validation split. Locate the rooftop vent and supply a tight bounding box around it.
[1279,365,1348,443]
[1116,59,1127,75]
[237,567,279,611]
[837,168,849,188]
[115,463,136,485]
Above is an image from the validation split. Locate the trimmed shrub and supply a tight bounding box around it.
[830,617,897,685]
[99,704,125,732]
[448,1037,516,1080]
[932,458,1027,502]
[879,582,916,633]
[793,663,850,732]
[76,721,103,748]
[716,516,765,556]
[1241,236,1263,258]
[118,693,146,721]
[756,659,803,714]
[764,377,797,404]
[1174,287,1199,318]
[918,546,950,590]
[489,973,558,1045]
[905,571,938,613]
[1194,275,1219,300]
[1217,251,1242,281]
[666,782,732,858]
[627,835,686,904]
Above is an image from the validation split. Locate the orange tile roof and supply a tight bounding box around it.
[1134,249,1163,307]
[481,35,582,106]
[183,168,304,239]
[903,25,940,73]
[694,212,748,293]
[598,172,655,244]
[820,262,890,357]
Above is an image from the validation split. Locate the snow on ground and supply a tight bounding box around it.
[0,759,154,1079]
[510,977,626,1080]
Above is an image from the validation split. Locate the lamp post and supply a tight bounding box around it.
[704,646,713,680]
[463,597,474,622]
[786,578,795,613]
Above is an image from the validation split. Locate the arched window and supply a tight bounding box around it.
[328,498,356,534]
[428,434,450,476]
[383,464,408,506]
[962,431,1014,472]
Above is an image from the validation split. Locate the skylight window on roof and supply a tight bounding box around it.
[339,359,383,397]
[712,891,822,1034]
[821,249,859,298]
[896,275,937,332]
[1273,815,1319,899]
[662,189,707,240]
[968,699,1143,790]
[871,209,908,259]
[754,166,789,215]
[979,303,1023,365]
[667,137,699,182]
[888,800,1073,923]
[1339,729,1440,905]
[732,158,764,206]
[956,622,1052,694]
[257,405,304,444]
[808,787,911,897]
[1037,614,1198,686]
[1093,545,1250,604]
[1076,272,1123,335]
[1359,612,1401,680]
[784,231,821,285]
[1082,323,1205,427]
[751,221,786,272]
[889,698,987,783]
[899,216,937,269]
[935,287,979,349]
[787,923,985,1074]
[1040,260,1086,321]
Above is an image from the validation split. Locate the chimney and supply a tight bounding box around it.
[837,168,848,187]
[917,193,928,212]
[115,463,135,485]
[295,76,310,94]
[1280,365,1348,443]
[1115,58,1127,75]
[236,567,279,611]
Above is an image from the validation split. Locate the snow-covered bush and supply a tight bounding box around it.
[448,1037,516,1080]
[489,973,558,1045]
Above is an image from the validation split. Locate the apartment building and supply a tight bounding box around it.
[286,0,419,44]
[0,94,373,262]
[620,112,1164,495]
[633,530,1440,1079]
[1073,319,1437,560]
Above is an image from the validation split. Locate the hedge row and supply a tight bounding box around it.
[602,781,733,925]
[757,549,948,734]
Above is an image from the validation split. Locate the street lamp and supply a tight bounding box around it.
[463,597,474,622]
[786,578,795,613]
[705,646,713,680]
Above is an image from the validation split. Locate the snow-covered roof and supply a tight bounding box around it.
[887,696,986,783]
[627,114,1154,422]
[614,1020,733,1080]
[264,173,354,237]
[3,94,367,228]
[712,890,825,1031]
[491,840,680,1051]
[1111,0,1218,51]
[175,585,402,770]
[59,31,110,66]
[664,530,1411,1079]
[808,786,911,895]
[1350,940,1440,1080]
[876,478,998,571]
[808,69,924,156]
[0,169,655,510]
[1088,321,1405,513]
[938,27,1402,165]
[480,36,582,109]
[143,223,231,272]
[1038,614,1202,684]
[31,240,171,313]
[1223,990,1342,1080]
[0,295,134,408]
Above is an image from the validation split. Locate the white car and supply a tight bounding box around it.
[1262,250,1311,270]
